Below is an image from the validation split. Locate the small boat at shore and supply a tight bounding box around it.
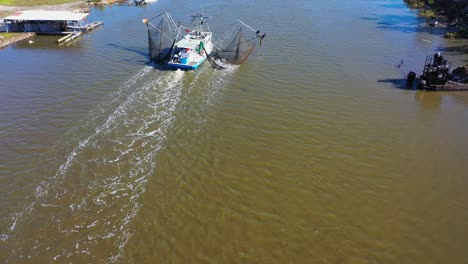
[143,12,265,70]
[128,0,147,5]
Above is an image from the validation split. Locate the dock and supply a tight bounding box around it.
[68,21,103,33]
[57,32,82,43]
[58,21,103,44]
[128,0,147,5]
[84,21,103,32]
[3,10,103,45]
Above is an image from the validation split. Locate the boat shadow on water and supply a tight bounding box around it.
[107,42,147,57]
[378,78,468,110]
[378,78,444,110]
[106,42,178,70]
[106,43,174,69]
[106,42,154,65]
[378,78,417,90]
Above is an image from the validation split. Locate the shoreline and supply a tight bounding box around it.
[0,0,154,50]
[0,0,115,50]
[0,32,35,49]
[0,0,151,14]
[404,0,468,39]
[0,1,85,49]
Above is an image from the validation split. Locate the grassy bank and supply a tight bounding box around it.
[0,32,35,49]
[0,32,22,40]
[0,0,76,6]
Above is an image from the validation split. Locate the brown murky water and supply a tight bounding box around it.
[1,0,467,263]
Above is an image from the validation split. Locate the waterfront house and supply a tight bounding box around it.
[3,10,89,34]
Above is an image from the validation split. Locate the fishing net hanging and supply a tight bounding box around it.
[214,28,255,64]
[146,13,178,62]
[207,21,265,69]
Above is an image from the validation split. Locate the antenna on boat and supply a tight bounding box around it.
[201,3,210,33]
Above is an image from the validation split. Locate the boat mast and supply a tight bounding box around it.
[200,4,211,33]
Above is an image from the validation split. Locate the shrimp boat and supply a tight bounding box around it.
[143,12,265,70]
[167,14,213,70]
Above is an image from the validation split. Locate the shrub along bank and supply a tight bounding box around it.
[404,0,468,38]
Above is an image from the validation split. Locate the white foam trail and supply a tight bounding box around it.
[63,66,154,174]
[2,67,152,236]
[0,66,153,139]
[105,70,185,262]
[47,70,184,262]
[203,66,239,109]
[1,65,240,263]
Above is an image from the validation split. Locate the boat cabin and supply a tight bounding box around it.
[168,30,213,69]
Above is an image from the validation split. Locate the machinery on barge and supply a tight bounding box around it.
[407,53,468,91]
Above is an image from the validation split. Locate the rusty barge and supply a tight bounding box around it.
[407,53,468,91]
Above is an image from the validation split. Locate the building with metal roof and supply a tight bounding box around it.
[3,10,89,34]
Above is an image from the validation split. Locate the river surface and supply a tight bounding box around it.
[1,0,468,263]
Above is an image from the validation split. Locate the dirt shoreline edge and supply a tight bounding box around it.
[0,32,35,49]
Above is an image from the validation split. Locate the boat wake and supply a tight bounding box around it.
[1,65,238,262]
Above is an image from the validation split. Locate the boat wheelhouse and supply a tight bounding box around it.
[167,28,213,70]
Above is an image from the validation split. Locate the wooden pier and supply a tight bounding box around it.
[3,11,103,45]
[83,21,104,32]
[67,21,103,32]
[57,21,103,44]
[57,32,82,43]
